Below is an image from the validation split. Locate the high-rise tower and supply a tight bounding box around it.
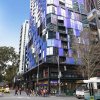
[19,20,29,74]
[24,0,88,92]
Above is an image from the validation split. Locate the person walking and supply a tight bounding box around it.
[33,89,35,96]
[29,89,32,96]
[43,89,46,97]
[15,89,18,96]
[19,88,22,95]
[26,88,29,96]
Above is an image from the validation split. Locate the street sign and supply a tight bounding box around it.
[58,75,60,78]
[59,71,61,76]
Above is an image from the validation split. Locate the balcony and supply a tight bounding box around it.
[59,30,66,33]
[61,45,68,49]
[60,37,67,41]
[60,61,66,64]
[58,23,64,26]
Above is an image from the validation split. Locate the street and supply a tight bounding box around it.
[0,90,84,100]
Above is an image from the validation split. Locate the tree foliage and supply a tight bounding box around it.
[0,46,19,82]
[72,30,100,79]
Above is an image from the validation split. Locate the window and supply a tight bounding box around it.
[71,19,75,28]
[67,28,73,34]
[97,83,100,89]
[74,13,81,21]
[77,21,83,31]
[68,10,74,19]
[53,47,58,55]
[59,1,65,8]
[47,39,55,46]
[61,8,66,17]
[47,5,57,14]
[47,47,53,55]
[73,1,79,12]
[65,0,73,9]
[82,15,88,24]
[48,31,56,39]
[80,4,85,14]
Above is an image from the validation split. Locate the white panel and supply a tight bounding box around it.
[58,16,64,20]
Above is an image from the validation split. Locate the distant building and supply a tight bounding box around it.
[18,20,29,74]
[85,0,100,14]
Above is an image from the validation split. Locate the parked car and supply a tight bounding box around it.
[0,88,5,92]
[4,88,10,93]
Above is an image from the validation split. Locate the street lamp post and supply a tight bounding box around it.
[37,57,39,91]
[58,55,61,95]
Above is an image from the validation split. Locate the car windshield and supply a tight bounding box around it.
[5,88,9,90]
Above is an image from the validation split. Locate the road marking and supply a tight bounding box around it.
[27,97,30,99]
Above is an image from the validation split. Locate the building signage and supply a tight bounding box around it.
[50,81,58,84]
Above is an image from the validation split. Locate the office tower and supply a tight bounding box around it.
[19,20,29,74]
[85,0,100,14]
[25,0,88,92]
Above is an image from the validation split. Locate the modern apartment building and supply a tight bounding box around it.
[23,0,89,93]
[85,0,100,14]
[19,20,29,74]
[87,9,100,41]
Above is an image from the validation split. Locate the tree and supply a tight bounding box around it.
[72,30,100,79]
[0,46,19,83]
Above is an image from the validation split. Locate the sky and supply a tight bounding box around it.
[0,0,30,53]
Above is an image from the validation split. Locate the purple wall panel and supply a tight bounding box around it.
[66,9,68,17]
[68,49,72,57]
[78,0,84,4]
[74,21,77,29]
[64,17,67,27]
[57,6,61,15]
[44,49,46,57]
[66,57,74,64]
[67,19,71,28]
[58,40,61,48]
[56,32,59,39]
[75,30,80,36]
[59,48,64,56]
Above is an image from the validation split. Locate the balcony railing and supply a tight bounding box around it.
[58,23,64,26]
[59,30,66,33]
[61,45,68,49]
[60,37,67,41]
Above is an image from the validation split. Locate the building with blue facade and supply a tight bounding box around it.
[23,0,89,93]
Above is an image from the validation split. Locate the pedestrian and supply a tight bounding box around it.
[33,89,35,96]
[26,88,29,96]
[38,89,41,96]
[15,89,18,95]
[19,88,22,95]
[41,90,43,96]
[29,89,32,96]
[51,90,52,95]
[36,90,38,96]
[53,89,55,95]
[43,89,46,97]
